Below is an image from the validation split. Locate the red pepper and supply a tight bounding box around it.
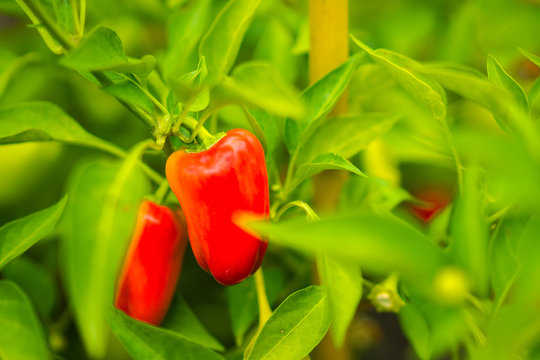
[165,129,269,286]
[408,188,451,222]
[115,200,187,325]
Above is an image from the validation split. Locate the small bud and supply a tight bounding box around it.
[368,273,405,313]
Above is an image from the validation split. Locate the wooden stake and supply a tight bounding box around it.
[309,1,352,360]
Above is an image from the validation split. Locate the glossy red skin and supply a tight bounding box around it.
[115,201,186,325]
[408,188,451,222]
[166,129,269,286]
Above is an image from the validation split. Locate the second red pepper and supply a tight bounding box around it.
[115,200,187,325]
[166,129,269,285]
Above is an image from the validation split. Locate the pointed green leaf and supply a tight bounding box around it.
[0,281,51,360]
[0,195,67,270]
[106,307,224,360]
[487,54,528,111]
[519,48,540,69]
[163,0,212,80]
[3,256,57,319]
[399,302,431,360]
[290,153,365,192]
[352,36,447,122]
[62,27,155,76]
[242,108,279,161]
[302,55,359,123]
[199,0,261,83]
[449,168,489,295]
[62,145,150,358]
[418,63,515,131]
[214,62,304,119]
[242,214,448,282]
[247,286,330,360]
[317,254,362,347]
[0,102,123,155]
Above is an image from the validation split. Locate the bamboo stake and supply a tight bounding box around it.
[309,0,350,210]
[309,1,352,360]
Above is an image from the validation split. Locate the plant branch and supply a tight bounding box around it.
[18,0,76,51]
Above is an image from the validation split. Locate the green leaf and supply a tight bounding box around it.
[3,256,57,319]
[296,113,398,168]
[302,55,359,123]
[449,168,489,295]
[0,102,122,155]
[0,281,51,360]
[242,214,448,282]
[163,0,212,80]
[254,18,297,82]
[199,0,262,83]
[514,217,540,305]
[283,118,302,154]
[170,57,210,112]
[286,113,398,195]
[227,268,284,345]
[399,302,431,360]
[0,53,36,98]
[290,153,365,192]
[352,37,447,121]
[418,63,515,131]
[62,27,155,76]
[519,48,540,69]
[529,77,540,106]
[214,62,304,119]
[62,147,150,357]
[242,108,279,161]
[103,82,154,114]
[106,306,225,360]
[317,254,362,347]
[162,293,224,351]
[247,286,330,360]
[56,0,75,35]
[0,195,67,270]
[487,54,528,111]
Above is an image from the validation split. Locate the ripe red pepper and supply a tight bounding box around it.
[115,200,186,325]
[166,129,269,286]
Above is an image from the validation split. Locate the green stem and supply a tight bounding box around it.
[119,73,169,115]
[466,293,488,314]
[187,110,213,142]
[15,0,156,130]
[254,269,272,328]
[92,141,163,184]
[68,0,80,36]
[178,115,213,142]
[15,0,63,54]
[275,200,320,221]
[172,96,195,134]
[92,71,155,128]
[78,0,86,38]
[442,122,464,192]
[154,179,171,205]
[19,0,76,51]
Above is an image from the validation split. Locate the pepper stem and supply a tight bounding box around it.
[254,268,272,328]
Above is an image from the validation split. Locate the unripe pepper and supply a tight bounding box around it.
[115,200,187,325]
[166,129,269,286]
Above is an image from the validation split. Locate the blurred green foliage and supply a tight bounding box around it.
[1,0,540,359]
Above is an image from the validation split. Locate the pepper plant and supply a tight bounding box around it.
[1,0,540,359]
